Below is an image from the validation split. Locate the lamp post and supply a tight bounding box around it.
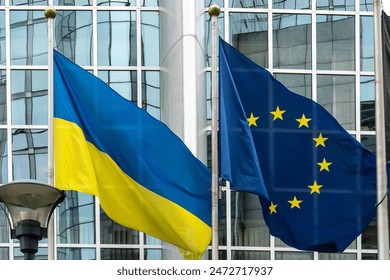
[0,180,65,260]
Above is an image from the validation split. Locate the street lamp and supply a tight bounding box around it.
[0,180,65,260]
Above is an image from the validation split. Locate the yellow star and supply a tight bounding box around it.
[308,181,323,195]
[317,158,332,172]
[296,114,311,128]
[270,106,286,121]
[288,196,303,209]
[313,133,328,147]
[269,202,278,214]
[247,113,259,127]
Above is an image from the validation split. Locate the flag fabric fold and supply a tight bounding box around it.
[219,38,378,252]
[382,10,390,160]
[53,50,211,259]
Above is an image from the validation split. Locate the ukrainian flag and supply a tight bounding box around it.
[53,50,212,259]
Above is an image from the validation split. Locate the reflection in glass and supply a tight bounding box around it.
[144,234,162,245]
[97,0,134,6]
[275,252,313,260]
[317,15,355,71]
[231,192,269,248]
[360,16,374,72]
[0,130,7,184]
[98,70,137,102]
[317,75,355,130]
[10,11,47,65]
[0,248,8,260]
[142,71,160,120]
[361,135,375,154]
[11,70,47,125]
[0,202,9,242]
[0,11,5,65]
[145,249,162,260]
[141,11,159,66]
[362,218,377,250]
[10,0,46,5]
[57,248,96,260]
[273,74,311,99]
[55,11,93,66]
[101,248,139,260]
[360,76,375,131]
[230,13,268,68]
[53,0,92,6]
[229,0,267,8]
[273,14,311,69]
[316,0,355,11]
[232,251,269,260]
[360,0,373,11]
[57,191,95,244]
[273,0,310,9]
[319,253,356,259]
[100,210,139,244]
[0,71,6,124]
[142,0,159,6]
[98,11,137,66]
[12,129,47,182]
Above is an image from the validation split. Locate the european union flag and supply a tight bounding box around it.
[219,38,377,252]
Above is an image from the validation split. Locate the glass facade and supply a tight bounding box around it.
[0,0,387,260]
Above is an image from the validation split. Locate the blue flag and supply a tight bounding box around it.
[219,38,378,252]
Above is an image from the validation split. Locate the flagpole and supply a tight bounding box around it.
[208,4,220,261]
[45,5,56,260]
[373,0,389,260]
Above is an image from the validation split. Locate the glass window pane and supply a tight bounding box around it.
[361,135,375,154]
[229,0,267,8]
[145,249,162,260]
[98,11,137,66]
[232,251,270,260]
[10,0,47,6]
[362,218,377,249]
[0,11,5,65]
[12,129,47,182]
[0,70,6,124]
[317,75,355,130]
[360,76,375,132]
[0,130,7,184]
[97,0,135,6]
[144,234,162,245]
[275,252,313,259]
[360,16,374,72]
[11,70,47,125]
[230,13,268,68]
[100,210,139,244]
[360,0,373,11]
[142,0,159,7]
[231,192,270,247]
[142,71,160,119]
[317,15,355,71]
[53,0,92,6]
[14,247,47,260]
[98,70,137,102]
[101,248,139,260]
[55,11,93,66]
[57,191,96,244]
[318,253,356,259]
[10,11,47,65]
[317,0,355,11]
[0,248,8,260]
[273,14,311,69]
[57,248,96,260]
[0,202,9,242]
[273,73,312,99]
[273,0,310,9]
[142,11,159,66]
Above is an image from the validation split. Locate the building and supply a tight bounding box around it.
[0,0,386,260]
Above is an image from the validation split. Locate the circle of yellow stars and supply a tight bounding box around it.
[246,105,332,215]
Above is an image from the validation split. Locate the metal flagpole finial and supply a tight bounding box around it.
[44,6,57,19]
[208,4,221,17]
